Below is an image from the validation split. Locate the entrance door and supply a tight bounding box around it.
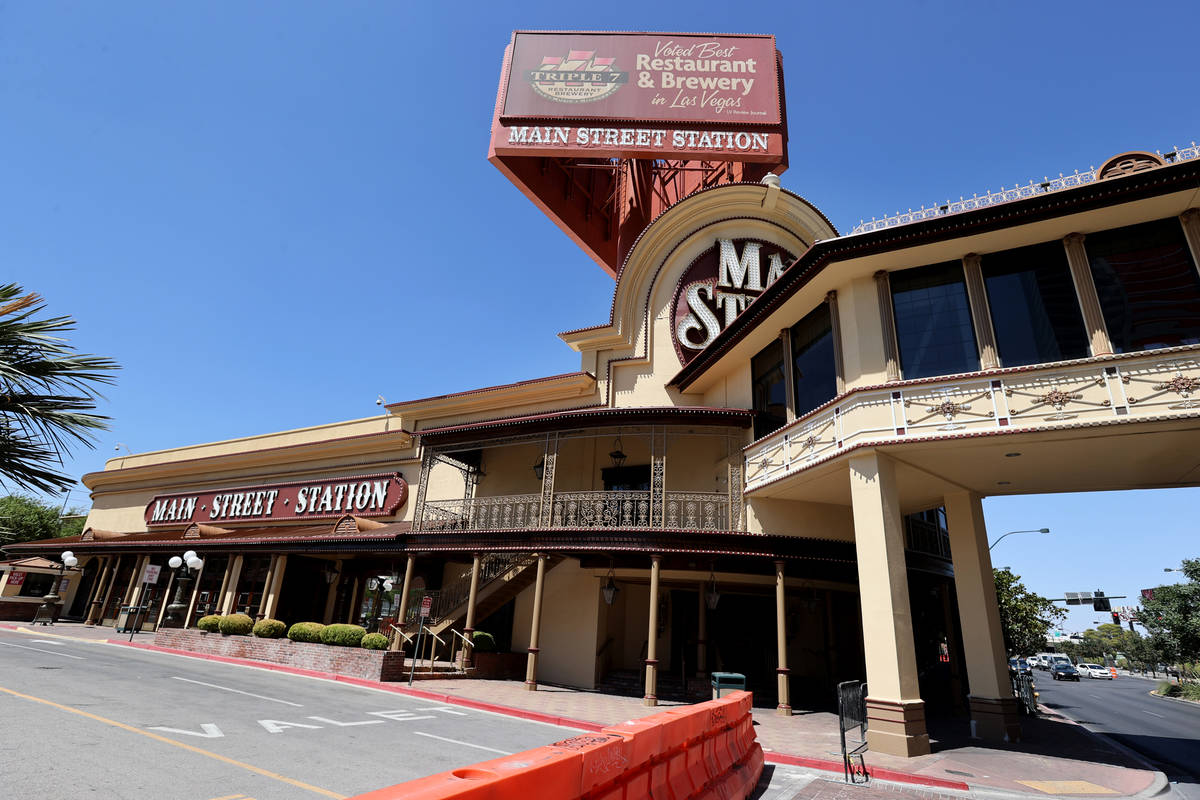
[669,589,698,677]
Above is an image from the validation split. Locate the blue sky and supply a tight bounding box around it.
[3,2,1196,634]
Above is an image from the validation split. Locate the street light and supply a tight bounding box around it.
[35,550,77,625]
[163,550,204,627]
[988,527,1050,550]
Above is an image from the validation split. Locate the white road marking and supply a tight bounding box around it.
[306,716,384,727]
[414,703,468,716]
[148,723,225,738]
[1141,710,1166,718]
[1089,693,1104,699]
[259,719,322,733]
[30,639,65,645]
[367,710,436,722]
[413,731,513,755]
[0,641,85,659]
[171,676,303,707]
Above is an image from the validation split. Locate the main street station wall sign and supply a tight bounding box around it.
[673,238,797,365]
[144,472,408,527]
[492,31,784,162]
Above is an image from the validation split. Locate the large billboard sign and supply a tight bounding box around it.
[491,31,785,162]
[144,472,408,527]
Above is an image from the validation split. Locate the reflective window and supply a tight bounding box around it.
[1087,218,1200,352]
[982,242,1089,367]
[751,338,787,439]
[790,303,837,417]
[890,262,979,379]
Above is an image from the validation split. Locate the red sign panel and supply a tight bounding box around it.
[502,32,780,125]
[144,472,408,527]
[7,570,26,586]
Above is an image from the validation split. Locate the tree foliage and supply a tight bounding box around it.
[0,493,85,544]
[1138,558,1200,664]
[0,285,118,493]
[993,567,1066,656]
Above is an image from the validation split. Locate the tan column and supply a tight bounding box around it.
[124,556,147,605]
[826,291,847,395]
[97,556,123,625]
[945,490,1021,742]
[462,553,482,666]
[257,556,278,618]
[389,555,415,651]
[780,328,797,423]
[184,563,205,628]
[873,271,902,381]
[1180,209,1200,276]
[696,582,707,675]
[214,558,232,616]
[1062,233,1113,356]
[323,560,343,626]
[221,555,244,615]
[849,451,930,756]
[263,555,287,619]
[644,555,661,706]
[155,570,176,629]
[524,554,547,691]
[85,557,113,625]
[775,560,792,715]
[345,576,360,623]
[962,254,999,370]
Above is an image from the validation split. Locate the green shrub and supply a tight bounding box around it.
[196,615,221,633]
[1156,681,1180,697]
[253,618,287,639]
[287,622,325,643]
[321,623,367,648]
[361,632,389,650]
[472,630,497,652]
[218,613,254,635]
[1181,683,1200,702]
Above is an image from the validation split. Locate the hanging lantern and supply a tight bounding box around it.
[601,566,620,605]
[706,568,721,610]
[609,437,627,469]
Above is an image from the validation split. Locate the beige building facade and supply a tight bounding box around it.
[10,146,1200,757]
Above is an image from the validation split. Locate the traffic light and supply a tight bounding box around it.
[1112,611,1120,625]
[1093,591,1111,612]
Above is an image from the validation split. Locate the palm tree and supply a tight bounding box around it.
[0,284,118,492]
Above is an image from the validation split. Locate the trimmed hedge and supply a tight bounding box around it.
[196,615,221,633]
[472,630,497,652]
[288,622,325,643]
[321,623,367,648]
[218,613,254,636]
[253,618,287,639]
[361,632,389,650]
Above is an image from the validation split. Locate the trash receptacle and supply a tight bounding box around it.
[115,605,134,633]
[711,672,746,699]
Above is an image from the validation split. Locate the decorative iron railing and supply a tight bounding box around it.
[849,143,1200,235]
[421,490,731,531]
[404,551,537,625]
[745,346,1200,493]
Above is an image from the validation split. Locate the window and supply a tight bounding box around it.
[982,241,1089,367]
[17,572,56,597]
[602,465,650,491]
[1087,218,1200,352]
[790,303,837,417]
[890,262,979,379]
[751,338,787,439]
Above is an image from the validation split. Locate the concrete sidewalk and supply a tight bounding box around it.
[1,621,1168,799]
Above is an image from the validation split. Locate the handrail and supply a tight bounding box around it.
[450,629,474,649]
[389,624,413,644]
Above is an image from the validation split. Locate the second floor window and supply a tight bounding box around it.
[790,303,837,417]
[751,338,787,439]
[891,261,979,380]
[982,241,1089,367]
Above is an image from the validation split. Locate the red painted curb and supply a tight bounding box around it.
[108,639,966,792]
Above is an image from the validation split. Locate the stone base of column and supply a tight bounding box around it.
[643,695,658,706]
[865,697,930,757]
[776,704,792,716]
[524,681,538,691]
[968,695,1022,742]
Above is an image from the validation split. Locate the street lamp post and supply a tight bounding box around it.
[34,550,77,625]
[163,550,204,627]
[988,527,1051,550]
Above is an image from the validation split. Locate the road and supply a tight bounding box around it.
[1035,669,1200,800]
[0,628,579,799]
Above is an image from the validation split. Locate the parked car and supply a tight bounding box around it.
[1077,663,1113,679]
[1051,663,1081,681]
[1008,657,1032,675]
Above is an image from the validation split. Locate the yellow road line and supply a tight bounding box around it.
[208,795,248,800]
[0,685,346,799]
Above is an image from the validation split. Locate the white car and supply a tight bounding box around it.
[1077,663,1113,679]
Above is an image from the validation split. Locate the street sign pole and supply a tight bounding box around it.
[408,595,433,686]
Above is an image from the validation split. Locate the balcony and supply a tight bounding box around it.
[745,345,1200,493]
[420,490,733,532]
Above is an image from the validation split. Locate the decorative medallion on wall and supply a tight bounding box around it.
[671,237,796,365]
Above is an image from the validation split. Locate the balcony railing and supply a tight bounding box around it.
[745,346,1200,493]
[421,490,732,532]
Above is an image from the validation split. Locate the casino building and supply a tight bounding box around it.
[8,32,1200,758]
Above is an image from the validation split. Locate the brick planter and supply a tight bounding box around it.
[153,628,408,681]
[472,651,526,680]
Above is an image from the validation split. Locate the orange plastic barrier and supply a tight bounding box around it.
[348,690,763,800]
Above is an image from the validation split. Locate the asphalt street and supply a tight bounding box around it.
[0,628,581,799]
[1034,669,1200,800]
